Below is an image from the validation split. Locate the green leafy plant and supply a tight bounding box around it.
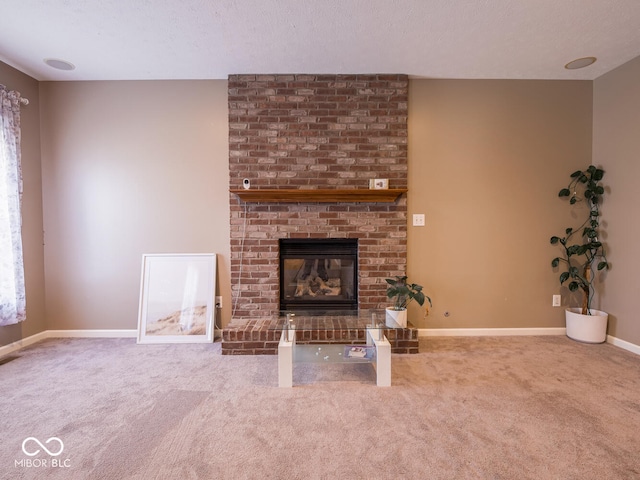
[550,166,609,315]
[385,276,431,310]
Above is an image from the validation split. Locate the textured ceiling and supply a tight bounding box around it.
[1,0,640,81]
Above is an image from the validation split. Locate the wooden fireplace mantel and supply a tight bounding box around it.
[230,188,407,203]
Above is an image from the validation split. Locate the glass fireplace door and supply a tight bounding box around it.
[279,239,358,312]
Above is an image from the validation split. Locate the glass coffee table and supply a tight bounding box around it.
[275,310,401,387]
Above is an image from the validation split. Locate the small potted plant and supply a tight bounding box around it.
[385,275,431,327]
[550,165,609,343]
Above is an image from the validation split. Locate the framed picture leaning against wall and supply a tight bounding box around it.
[137,253,217,344]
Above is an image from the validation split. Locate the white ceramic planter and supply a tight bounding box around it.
[386,307,407,328]
[565,308,608,344]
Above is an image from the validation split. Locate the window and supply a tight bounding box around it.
[0,85,26,326]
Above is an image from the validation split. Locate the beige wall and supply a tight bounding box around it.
[0,62,46,347]
[407,79,593,328]
[594,55,640,346]
[5,70,627,342]
[39,80,231,331]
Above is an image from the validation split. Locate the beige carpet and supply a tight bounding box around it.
[1,335,639,480]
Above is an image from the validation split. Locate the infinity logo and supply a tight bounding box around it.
[21,437,64,457]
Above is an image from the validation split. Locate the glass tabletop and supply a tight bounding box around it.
[267,309,402,331]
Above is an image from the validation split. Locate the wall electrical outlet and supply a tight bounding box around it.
[412,214,425,227]
[215,296,223,308]
[552,295,561,307]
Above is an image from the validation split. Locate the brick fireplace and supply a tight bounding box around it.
[222,74,418,354]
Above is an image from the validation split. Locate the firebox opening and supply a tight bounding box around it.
[279,238,358,312]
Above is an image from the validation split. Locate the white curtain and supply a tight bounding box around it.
[0,85,26,326]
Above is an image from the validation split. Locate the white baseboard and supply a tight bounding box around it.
[418,327,566,337]
[0,331,50,358]
[0,329,137,357]
[4,328,639,357]
[47,329,137,338]
[418,328,640,356]
[607,335,640,355]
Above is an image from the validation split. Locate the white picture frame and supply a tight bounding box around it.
[369,178,389,190]
[137,253,217,344]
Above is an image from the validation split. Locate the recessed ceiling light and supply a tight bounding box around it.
[43,58,76,71]
[564,57,597,70]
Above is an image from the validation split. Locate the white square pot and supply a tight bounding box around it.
[385,307,407,328]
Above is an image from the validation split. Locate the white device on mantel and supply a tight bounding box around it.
[243,178,250,190]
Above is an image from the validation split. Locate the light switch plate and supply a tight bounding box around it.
[413,214,425,227]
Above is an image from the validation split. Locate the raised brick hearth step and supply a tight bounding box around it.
[221,318,419,355]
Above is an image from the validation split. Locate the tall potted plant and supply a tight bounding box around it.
[550,165,609,343]
[385,275,431,327]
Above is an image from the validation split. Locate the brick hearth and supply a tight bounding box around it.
[221,318,419,355]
